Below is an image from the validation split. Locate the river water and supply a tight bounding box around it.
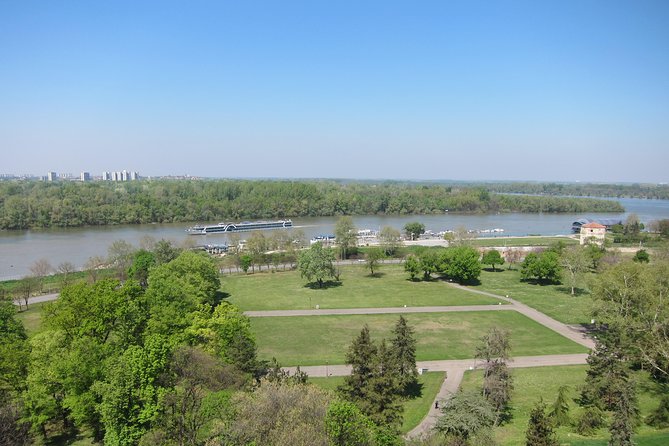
[1,197,668,280]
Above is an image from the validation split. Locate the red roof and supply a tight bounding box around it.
[582,222,606,229]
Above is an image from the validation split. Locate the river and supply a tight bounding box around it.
[1,197,668,280]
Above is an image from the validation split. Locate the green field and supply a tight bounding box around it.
[310,371,446,434]
[470,236,578,248]
[251,311,588,366]
[471,269,594,325]
[460,365,669,446]
[225,265,503,311]
[15,301,47,335]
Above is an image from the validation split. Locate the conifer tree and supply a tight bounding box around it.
[339,325,377,402]
[549,385,571,427]
[390,316,418,395]
[525,400,558,446]
[364,340,403,428]
[608,380,639,446]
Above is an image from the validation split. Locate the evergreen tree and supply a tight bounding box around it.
[646,395,669,428]
[581,337,630,411]
[339,325,377,402]
[608,380,638,446]
[390,316,418,395]
[525,400,558,446]
[363,340,403,428]
[549,385,571,427]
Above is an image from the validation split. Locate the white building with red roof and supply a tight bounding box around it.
[580,222,606,245]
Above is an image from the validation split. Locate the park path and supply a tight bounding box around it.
[275,283,595,439]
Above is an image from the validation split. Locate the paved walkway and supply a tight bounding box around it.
[244,304,512,317]
[273,283,595,439]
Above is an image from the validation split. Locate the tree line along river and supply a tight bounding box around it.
[1,197,668,281]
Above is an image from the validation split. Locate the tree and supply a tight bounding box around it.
[506,249,522,270]
[632,249,649,263]
[29,258,53,294]
[107,239,134,281]
[481,250,504,272]
[339,325,377,403]
[325,400,376,446]
[298,242,336,287]
[229,380,332,446]
[549,385,571,427]
[153,239,180,265]
[646,394,669,428]
[418,250,440,280]
[246,231,268,272]
[608,380,638,446]
[525,400,558,446]
[84,255,106,283]
[390,316,418,395]
[451,225,476,247]
[335,216,357,260]
[434,390,496,444]
[379,226,402,256]
[363,339,403,428]
[127,249,156,287]
[404,222,425,241]
[0,302,29,394]
[239,254,252,274]
[590,261,669,380]
[404,255,421,281]
[94,336,171,446]
[520,251,561,284]
[441,246,482,284]
[475,327,513,424]
[146,346,242,446]
[559,246,590,295]
[57,261,76,288]
[366,247,385,276]
[14,277,38,310]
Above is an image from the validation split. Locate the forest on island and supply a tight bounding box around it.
[0,180,624,230]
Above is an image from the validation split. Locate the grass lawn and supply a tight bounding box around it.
[470,236,578,248]
[224,265,503,311]
[251,311,588,366]
[459,365,669,446]
[15,301,47,335]
[471,269,593,325]
[310,371,446,434]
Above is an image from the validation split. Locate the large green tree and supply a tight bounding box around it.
[440,246,482,284]
[298,242,337,287]
[404,222,425,241]
[435,390,496,445]
[520,251,561,284]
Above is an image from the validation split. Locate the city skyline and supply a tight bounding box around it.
[1,1,668,183]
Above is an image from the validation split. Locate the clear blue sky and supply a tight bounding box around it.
[1,0,668,182]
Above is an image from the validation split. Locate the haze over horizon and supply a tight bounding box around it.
[1,1,668,183]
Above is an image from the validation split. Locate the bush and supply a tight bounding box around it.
[574,406,605,436]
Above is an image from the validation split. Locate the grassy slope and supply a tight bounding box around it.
[251,311,588,366]
[459,365,669,446]
[15,301,47,335]
[225,265,503,311]
[310,371,446,434]
[470,268,593,325]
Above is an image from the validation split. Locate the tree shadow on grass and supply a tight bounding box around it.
[367,272,386,278]
[304,280,342,290]
[214,291,231,304]
[555,286,589,297]
[403,380,425,399]
[482,267,506,273]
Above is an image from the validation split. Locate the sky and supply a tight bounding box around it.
[1,1,668,183]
